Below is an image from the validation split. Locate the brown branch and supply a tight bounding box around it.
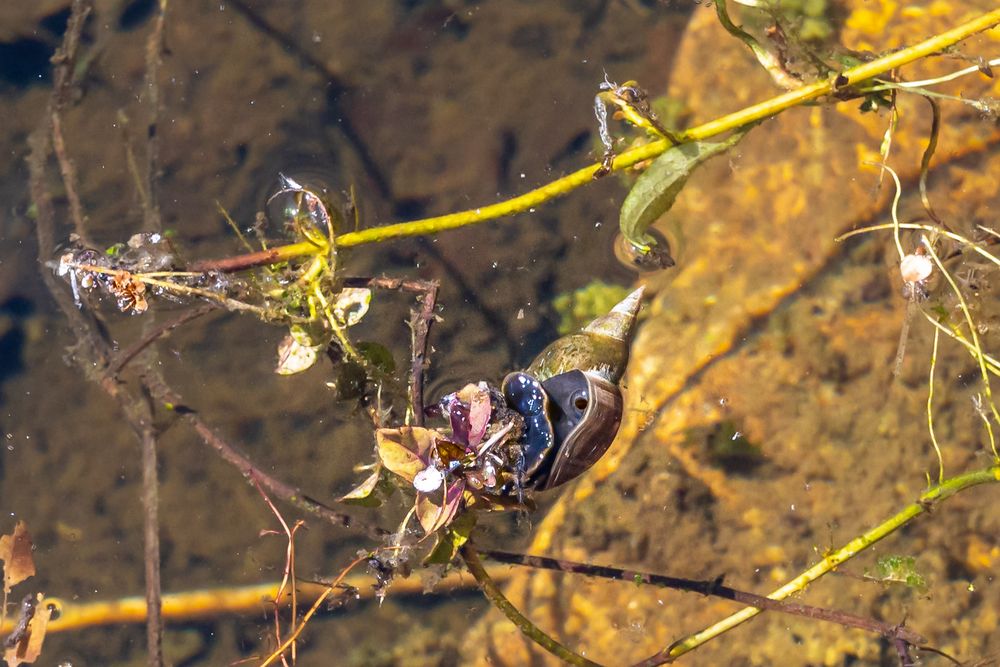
[408,281,438,426]
[341,276,441,424]
[140,373,389,540]
[142,0,167,233]
[478,549,926,666]
[34,5,168,665]
[140,421,162,667]
[133,6,170,664]
[109,304,219,376]
[50,111,91,246]
[187,246,303,273]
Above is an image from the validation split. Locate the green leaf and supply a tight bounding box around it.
[867,554,928,592]
[358,341,395,374]
[423,513,477,566]
[619,126,754,259]
[338,467,384,507]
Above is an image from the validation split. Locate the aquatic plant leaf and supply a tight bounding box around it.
[274,333,321,375]
[868,554,928,592]
[619,127,753,258]
[3,594,50,667]
[358,341,395,373]
[448,400,471,449]
[376,427,437,482]
[338,467,384,507]
[333,287,372,327]
[466,386,492,450]
[415,479,466,535]
[423,513,477,566]
[0,522,35,595]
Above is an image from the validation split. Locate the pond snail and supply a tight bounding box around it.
[502,286,643,491]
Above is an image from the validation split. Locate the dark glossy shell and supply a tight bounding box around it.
[502,369,623,491]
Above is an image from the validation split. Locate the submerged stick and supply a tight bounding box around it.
[140,373,388,539]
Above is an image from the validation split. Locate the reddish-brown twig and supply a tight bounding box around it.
[251,478,306,666]
[140,373,388,540]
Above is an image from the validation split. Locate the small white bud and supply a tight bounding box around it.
[413,465,445,493]
[900,253,933,284]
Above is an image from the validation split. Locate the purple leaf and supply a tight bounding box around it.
[467,385,492,449]
[415,479,466,534]
[448,402,471,449]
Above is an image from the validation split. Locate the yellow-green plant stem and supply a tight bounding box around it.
[665,465,1000,660]
[460,545,602,667]
[326,8,1000,250]
[926,326,944,484]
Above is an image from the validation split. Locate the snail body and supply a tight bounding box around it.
[502,286,643,490]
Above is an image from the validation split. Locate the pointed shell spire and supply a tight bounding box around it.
[583,285,644,341]
[526,285,645,384]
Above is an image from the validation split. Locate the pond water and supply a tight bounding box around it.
[0,1,998,666]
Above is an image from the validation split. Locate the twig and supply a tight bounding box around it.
[258,554,370,667]
[251,478,304,665]
[50,111,91,246]
[109,304,219,375]
[4,566,514,634]
[460,544,602,667]
[342,275,440,294]
[50,0,92,108]
[408,282,438,426]
[133,5,170,663]
[140,373,389,540]
[30,6,167,666]
[186,240,324,273]
[136,412,163,667]
[343,275,441,424]
[142,0,167,233]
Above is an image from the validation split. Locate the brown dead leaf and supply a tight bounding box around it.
[0,522,35,595]
[3,594,51,667]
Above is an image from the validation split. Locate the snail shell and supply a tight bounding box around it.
[503,369,622,490]
[525,285,643,384]
[502,286,643,490]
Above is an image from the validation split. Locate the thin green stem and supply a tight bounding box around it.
[663,465,1000,661]
[926,326,944,484]
[460,545,603,667]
